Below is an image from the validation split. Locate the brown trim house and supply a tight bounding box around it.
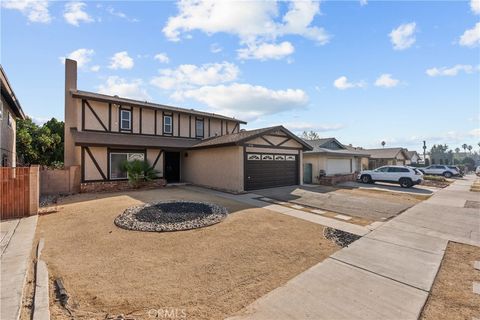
[1,65,26,167]
[64,59,311,193]
[302,138,370,183]
[365,147,410,169]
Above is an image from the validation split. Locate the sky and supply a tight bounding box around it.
[1,0,479,152]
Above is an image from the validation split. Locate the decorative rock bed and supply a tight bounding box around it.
[114,200,229,232]
[323,227,361,247]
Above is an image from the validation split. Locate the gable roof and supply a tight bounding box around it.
[0,65,25,119]
[407,150,419,158]
[71,89,247,124]
[365,148,409,159]
[303,138,345,151]
[192,125,313,150]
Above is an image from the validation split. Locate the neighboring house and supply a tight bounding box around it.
[64,59,311,193]
[365,147,410,169]
[405,150,420,165]
[302,138,370,183]
[0,65,26,167]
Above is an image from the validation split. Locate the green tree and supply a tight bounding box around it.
[16,117,64,166]
[122,160,158,188]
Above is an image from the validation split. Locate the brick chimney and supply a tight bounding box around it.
[64,59,78,166]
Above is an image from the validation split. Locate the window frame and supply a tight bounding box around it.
[163,114,173,135]
[109,151,145,180]
[119,108,132,131]
[7,111,13,128]
[195,118,204,138]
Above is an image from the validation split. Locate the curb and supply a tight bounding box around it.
[33,238,50,320]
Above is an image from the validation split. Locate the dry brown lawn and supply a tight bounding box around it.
[37,186,339,320]
[421,242,480,320]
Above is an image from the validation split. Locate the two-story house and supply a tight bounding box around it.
[1,65,26,167]
[64,59,311,193]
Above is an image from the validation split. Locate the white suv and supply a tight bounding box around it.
[419,165,459,178]
[357,166,423,188]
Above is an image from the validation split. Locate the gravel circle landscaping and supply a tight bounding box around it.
[323,227,361,247]
[114,200,229,232]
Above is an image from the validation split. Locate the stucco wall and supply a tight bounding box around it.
[181,146,244,192]
[0,95,17,166]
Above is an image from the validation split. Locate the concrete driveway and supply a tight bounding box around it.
[253,184,426,221]
[337,181,437,195]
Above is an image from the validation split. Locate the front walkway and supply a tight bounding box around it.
[227,176,479,319]
[1,216,38,320]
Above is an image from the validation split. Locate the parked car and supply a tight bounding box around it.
[447,165,464,177]
[476,166,480,176]
[357,166,423,188]
[418,165,459,178]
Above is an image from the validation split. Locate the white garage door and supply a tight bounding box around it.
[326,158,351,175]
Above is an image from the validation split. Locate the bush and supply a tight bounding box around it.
[423,175,446,182]
[122,160,158,188]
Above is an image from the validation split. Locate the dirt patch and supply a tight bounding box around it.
[36,187,339,320]
[420,242,480,320]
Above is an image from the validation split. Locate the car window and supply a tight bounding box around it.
[377,167,389,172]
[387,167,399,172]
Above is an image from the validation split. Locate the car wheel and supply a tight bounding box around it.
[399,178,413,188]
[361,175,372,184]
[443,171,452,178]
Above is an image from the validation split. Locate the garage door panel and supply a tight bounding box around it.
[326,158,351,175]
[246,154,298,190]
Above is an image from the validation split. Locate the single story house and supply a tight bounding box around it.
[302,138,370,183]
[365,147,410,169]
[406,150,420,165]
[1,65,26,167]
[64,59,312,193]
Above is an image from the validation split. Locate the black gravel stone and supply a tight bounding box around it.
[114,200,228,232]
[323,227,361,247]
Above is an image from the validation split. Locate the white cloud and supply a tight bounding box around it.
[150,62,239,90]
[284,122,345,132]
[210,43,223,53]
[426,64,477,77]
[470,128,480,137]
[154,53,170,64]
[106,6,138,22]
[90,65,100,72]
[60,48,94,69]
[459,22,480,47]
[1,0,51,23]
[64,1,93,26]
[98,76,150,100]
[333,76,366,90]
[173,83,308,121]
[109,51,134,70]
[360,0,368,6]
[162,0,329,60]
[374,74,400,88]
[237,41,294,60]
[471,0,480,14]
[31,116,50,125]
[389,22,416,50]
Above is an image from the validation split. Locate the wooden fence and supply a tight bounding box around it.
[0,166,39,220]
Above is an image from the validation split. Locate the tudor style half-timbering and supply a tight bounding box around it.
[64,59,311,192]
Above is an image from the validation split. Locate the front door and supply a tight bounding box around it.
[164,152,180,183]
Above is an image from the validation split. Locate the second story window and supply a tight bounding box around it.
[163,115,173,134]
[7,112,13,128]
[120,109,131,130]
[195,118,204,138]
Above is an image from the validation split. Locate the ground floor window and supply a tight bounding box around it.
[109,152,145,179]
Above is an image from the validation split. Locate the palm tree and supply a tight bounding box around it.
[468,145,473,154]
[462,143,468,153]
[381,141,386,148]
[455,147,460,154]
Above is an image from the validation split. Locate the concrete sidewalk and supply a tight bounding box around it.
[228,176,479,320]
[1,216,38,320]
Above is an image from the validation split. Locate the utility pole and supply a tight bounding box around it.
[423,141,427,165]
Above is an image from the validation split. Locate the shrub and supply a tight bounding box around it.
[122,160,158,188]
[423,175,446,182]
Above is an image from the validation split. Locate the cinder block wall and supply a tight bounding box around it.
[40,166,80,195]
